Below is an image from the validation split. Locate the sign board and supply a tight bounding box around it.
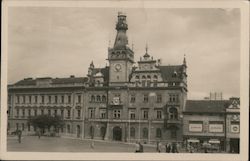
[231,124,240,133]
[209,124,223,133]
[189,124,202,132]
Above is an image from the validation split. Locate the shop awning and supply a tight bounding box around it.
[209,139,220,144]
[187,139,200,143]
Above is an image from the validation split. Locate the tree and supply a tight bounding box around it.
[28,115,64,136]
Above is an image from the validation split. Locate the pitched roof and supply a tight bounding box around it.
[13,77,88,86]
[158,65,184,82]
[185,100,230,113]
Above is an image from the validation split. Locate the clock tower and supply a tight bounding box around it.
[108,12,134,86]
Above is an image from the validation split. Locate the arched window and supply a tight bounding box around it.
[142,75,146,87]
[91,95,95,102]
[169,107,178,120]
[96,80,100,86]
[143,128,148,139]
[147,75,151,87]
[67,124,71,133]
[96,95,101,102]
[156,128,162,138]
[130,127,135,138]
[102,95,106,102]
[135,75,140,80]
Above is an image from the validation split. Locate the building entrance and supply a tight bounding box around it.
[76,125,81,138]
[113,126,122,141]
[230,138,239,153]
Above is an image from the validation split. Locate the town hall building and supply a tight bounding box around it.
[8,12,188,144]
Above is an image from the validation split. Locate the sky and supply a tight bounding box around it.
[7,7,240,100]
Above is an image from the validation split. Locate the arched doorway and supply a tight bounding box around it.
[113,126,122,141]
[76,125,81,138]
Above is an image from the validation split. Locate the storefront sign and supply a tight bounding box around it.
[231,124,240,133]
[209,124,223,133]
[189,124,202,132]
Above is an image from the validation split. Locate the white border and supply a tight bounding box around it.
[1,0,249,160]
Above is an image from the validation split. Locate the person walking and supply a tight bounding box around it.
[90,140,95,149]
[135,141,140,153]
[17,130,22,143]
[139,142,143,152]
[156,141,160,152]
[166,143,171,153]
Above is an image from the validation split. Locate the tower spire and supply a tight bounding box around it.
[113,12,128,50]
[183,54,186,66]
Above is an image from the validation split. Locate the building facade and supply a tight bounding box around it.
[8,12,188,144]
[183,98,240,152]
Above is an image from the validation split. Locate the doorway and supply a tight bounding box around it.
[113,126,122,141]
[76,125,81,138]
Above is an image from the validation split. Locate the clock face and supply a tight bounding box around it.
[115,64,122,72]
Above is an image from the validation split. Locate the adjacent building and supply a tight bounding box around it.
[8,12,188,144]
[183,98,240,153]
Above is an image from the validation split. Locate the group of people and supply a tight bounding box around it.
[156,142,180,153]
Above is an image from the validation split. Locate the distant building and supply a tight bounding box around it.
[8,12,188,144]
[183,98,240,153]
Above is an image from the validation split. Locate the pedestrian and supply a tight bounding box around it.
[156,141,160,152]
[166,143,171,153]
[139,142,143,152]
[17,130,22,143]
[38,129,41,139]
[90,140,94,149]
[135,141,140,153]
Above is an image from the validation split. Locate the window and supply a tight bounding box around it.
[67,124,71,133]
[77,109,81,118]
[171,130,177,139]
[28,109,31,116]
[129,110,136,119]
[22,109,25,117]
[22,123,25,131]
[143,128,148,138]
[89,109,94,118]
[34,109,37,116]
[67,109,71,118]
[29,96,32,103]
[156,128,162,138]
[156,94,162,103]
[102,95,106,102]
[8,95,11,104]
[130,94,136,103]
[54,109,57,116]
[35,95,38,103]
[23,95,26,104]
[68,95,71,103]
[17,96,20,103]
[130,127,135,138]
[48,109,51,116]
[78,95,81,103]
[157,110,162,119]
[143,110,148,119]
[61,109,64,117]
[41,95,44,104]
[91,95,95,102]
[169,107,178,120]
[100,109,106,119]
[55,95,58,103]
[16,123,19,130]
[113,110,121,119]
[169,94,179,103]
[16,109,19,117]
[48,96,51,103]
[142,75,146,87]
[27,123,30,131]
[61,95,64,103]
[143,94,149,103]
[41,109,44,115]
[96,95,101,102]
